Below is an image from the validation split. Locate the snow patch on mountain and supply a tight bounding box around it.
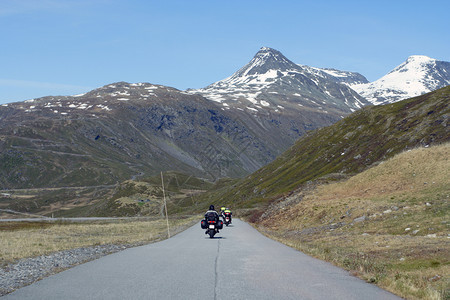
[192,68,300,105]
[10,82,171,115]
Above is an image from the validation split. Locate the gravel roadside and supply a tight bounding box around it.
[0,244,134,296]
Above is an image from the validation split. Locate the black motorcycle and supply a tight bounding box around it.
[201,218,223,238]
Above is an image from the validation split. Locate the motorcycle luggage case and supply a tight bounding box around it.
[217,220,223,229]
[200,220,207,229]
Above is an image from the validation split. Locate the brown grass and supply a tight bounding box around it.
[0,216,199,265]
[313,144,449,201]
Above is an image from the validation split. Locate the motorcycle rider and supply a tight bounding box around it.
[220,206,226,219]
[204,205,220,234]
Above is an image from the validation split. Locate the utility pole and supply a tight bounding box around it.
[161,172,170,238]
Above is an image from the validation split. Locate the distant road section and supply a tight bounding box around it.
[4,219,400,299]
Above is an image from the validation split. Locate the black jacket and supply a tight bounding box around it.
[204,210,219,222]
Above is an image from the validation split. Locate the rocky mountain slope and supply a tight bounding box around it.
[0,82,280,188]
[306,67,369,86]
[351,55,450,105]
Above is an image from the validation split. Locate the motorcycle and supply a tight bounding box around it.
[201,218,223,238]
[223,212,232,226]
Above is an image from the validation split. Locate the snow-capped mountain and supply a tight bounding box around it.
[351,55,450,105]
[189,47,370,114]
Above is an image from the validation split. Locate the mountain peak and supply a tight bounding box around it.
[256,46,282,55]
[388,55,437,75]
[234,47,299,77]
[259,46,276,51]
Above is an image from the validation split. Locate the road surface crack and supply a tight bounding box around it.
[214,239,220,300]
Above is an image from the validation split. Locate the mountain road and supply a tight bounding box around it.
[3,219,400,299]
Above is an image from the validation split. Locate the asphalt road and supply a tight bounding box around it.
[4,219,400,299]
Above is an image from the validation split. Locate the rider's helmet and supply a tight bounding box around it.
[209,205,215,210]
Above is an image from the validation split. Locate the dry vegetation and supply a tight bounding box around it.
[0,216,199,266]
[255,144,449,300]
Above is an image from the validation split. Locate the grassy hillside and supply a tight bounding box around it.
[0,171,215,218]
[253,143,449,300]
[214,86,449,209]
[46,171,214,218]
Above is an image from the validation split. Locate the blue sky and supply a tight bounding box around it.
[1,0,449,104]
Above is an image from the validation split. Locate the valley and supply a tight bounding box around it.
[1,47,449,299]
